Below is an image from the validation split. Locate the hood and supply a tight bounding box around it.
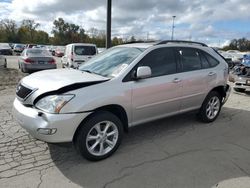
[20,69,109,102]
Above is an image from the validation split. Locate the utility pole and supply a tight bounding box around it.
[106,0,112,49]
[171,16,176,40]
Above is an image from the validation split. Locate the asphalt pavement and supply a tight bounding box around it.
[0,57,250,188]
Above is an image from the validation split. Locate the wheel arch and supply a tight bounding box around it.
[73,104,129,143]
[209,85,226,99]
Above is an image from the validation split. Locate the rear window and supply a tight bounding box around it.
[15,44,25,48]
[28,45,36,48]
[26,49,51,56]
[74,46,96,56]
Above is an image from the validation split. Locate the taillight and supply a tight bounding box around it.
[24,58,33,63]
[71,52,74,61]
[49,58,56,64]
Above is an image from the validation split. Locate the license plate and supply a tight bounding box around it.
[38,61,47,64]
[246,80,250,86]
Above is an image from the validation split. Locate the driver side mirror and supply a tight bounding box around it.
[134,66,152,80]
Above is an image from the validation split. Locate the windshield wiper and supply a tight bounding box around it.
[81,69,93,74]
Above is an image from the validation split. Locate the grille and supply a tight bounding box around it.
[16,84,33,99]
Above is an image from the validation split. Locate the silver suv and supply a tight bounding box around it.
[13,41,230,161]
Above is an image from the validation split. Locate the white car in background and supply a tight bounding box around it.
[61,43,98,68]
[226,50,244,64]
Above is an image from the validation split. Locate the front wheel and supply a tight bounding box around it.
[75,111,123,161]
[198,91,222,123]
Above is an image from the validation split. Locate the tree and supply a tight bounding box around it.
[112,37,123,46]
[21,20,40,43]
[223,38,250,51]
[0,19,18,42]
[34,30,49,44]
[52,18,81,44]
[129,36,136,42]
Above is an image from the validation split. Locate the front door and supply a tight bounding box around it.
[130,47,182,125]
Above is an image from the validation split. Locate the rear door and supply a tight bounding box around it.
[130,47,182,125]
[74,45,97,63]
[176,47,211,112]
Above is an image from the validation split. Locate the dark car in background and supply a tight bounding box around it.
[13,44,26,55]
[25,44,37,49]
[0,43,13,55]
[18,48,56,73]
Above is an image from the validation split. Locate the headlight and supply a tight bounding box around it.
[35,95,74,113]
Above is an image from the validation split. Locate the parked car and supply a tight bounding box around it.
[13,44,26,55]
[62,43,97,68]
[55,46,65,57]
[0,52,7,68]
[98,48,106,53]
[229,54,250,92]
[218,51,234,69]
[18,48,56,73]
[0,43,13,55]
[226,50,244,65]
[13,41,230,161]
[25,44,37,49]
[50,46,58,56]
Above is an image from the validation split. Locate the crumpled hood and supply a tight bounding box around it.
[20,69,109,104]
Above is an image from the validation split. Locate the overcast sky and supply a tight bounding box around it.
[0,0,250,46]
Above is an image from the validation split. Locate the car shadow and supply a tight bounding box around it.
[47,106,250,188]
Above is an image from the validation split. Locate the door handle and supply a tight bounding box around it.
[208,72,216,76]
[173,78,181,83]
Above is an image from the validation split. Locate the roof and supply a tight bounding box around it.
[66,43,97,47]
[118,40,208,49]
[119,42,156,49]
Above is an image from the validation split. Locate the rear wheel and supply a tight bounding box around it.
[233,88,246,93]
[198,91,222,123]
[21,65,27,73]
[75,111,123,161]
[4,59,7,68]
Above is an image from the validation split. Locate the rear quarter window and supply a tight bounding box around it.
[203,52,220,67]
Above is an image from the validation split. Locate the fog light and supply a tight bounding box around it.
[37,128,57,135]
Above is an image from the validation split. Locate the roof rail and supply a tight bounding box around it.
[156,40,208,47]
[123,40,156,44]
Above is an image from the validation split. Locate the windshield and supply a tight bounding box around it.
[79,47,144,78]
[0,43,10,48]
[74,46,96,55]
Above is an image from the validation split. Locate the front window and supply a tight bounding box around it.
[74,46,97,56]
[79,47,144,78]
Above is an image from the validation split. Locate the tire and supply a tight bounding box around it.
[21,65,28,73]
[4,59,7,68]
[75,111,123,161]
[228,62,234,69]
[198,91,222,123]
[233,88,246,93]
